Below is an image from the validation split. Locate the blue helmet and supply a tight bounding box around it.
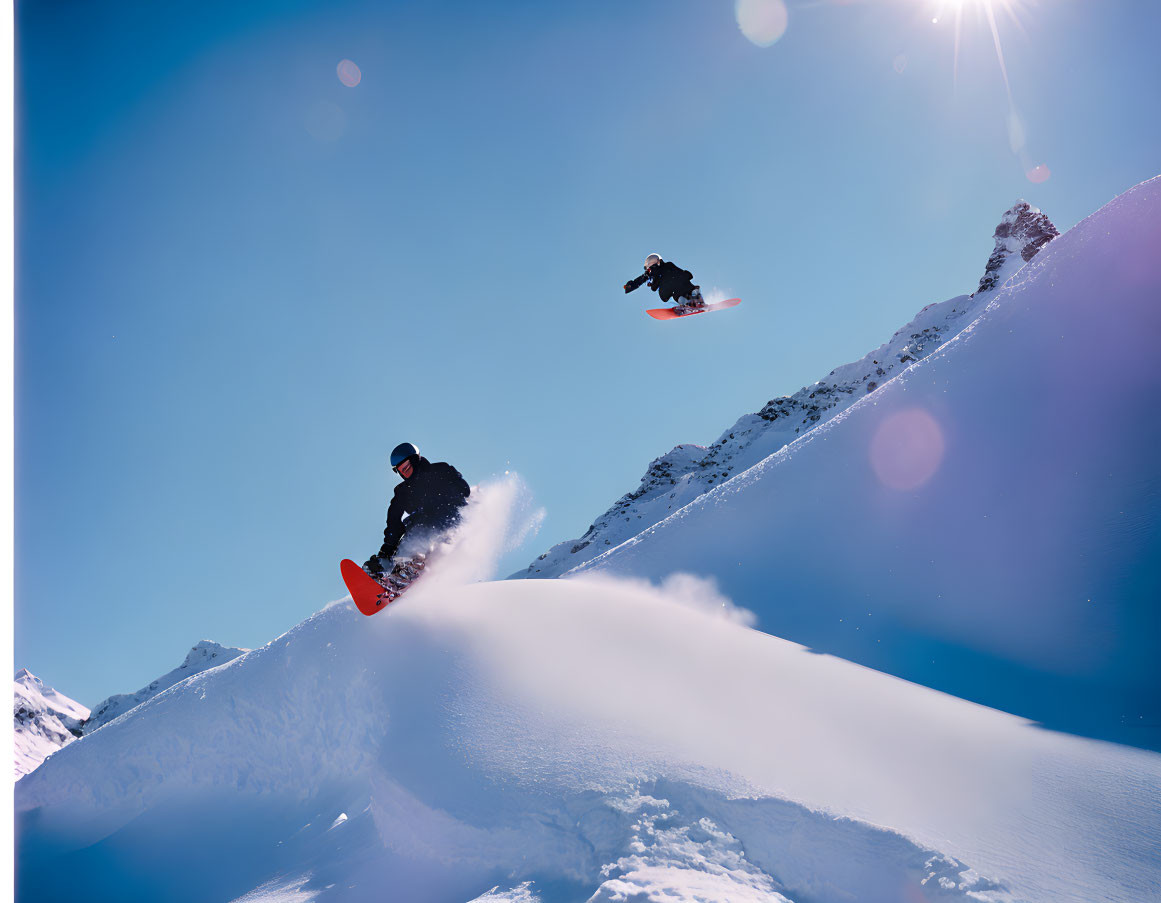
[390,442,419,469]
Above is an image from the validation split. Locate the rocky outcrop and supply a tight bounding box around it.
[975,201,1060,295]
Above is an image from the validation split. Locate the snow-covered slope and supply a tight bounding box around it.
[14,669,89,779]
[15,570,1161,903]
[83,639,248,734]
[569,177,1161,747]
[514,201,1060,581]
[15,639,248,777]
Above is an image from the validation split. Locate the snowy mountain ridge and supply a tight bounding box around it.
[82,639,249,734]
[515,201,1060,579]
[13,669,90,779]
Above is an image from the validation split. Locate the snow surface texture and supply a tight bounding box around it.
[564,179,1161,749]
[15,559,1161,903]
[514,202,1060,582]
[13,670,90,779]
[83,640,249,734]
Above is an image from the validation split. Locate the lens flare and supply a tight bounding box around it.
[928,1,1047,179]
[337,59,362,88]
[1006,109,1026,153]
[736,0,789,47]
[1026,164,1051,184]
[870,408,946,491]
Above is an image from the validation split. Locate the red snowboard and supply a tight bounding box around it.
[341,558,423,616]
[646,297,741,320]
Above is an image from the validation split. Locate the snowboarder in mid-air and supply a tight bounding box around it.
[624,253,704,309]
[362,442,471,591]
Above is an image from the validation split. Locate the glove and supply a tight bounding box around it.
[363,557,384,577]
[623,283,633,293]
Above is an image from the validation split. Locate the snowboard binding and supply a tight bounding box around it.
[372,554,427,605]
[672,288,706,316]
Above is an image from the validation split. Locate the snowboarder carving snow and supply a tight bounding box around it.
[624,253,704,309]
[363,442,471,590]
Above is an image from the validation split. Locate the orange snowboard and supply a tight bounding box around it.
[646,297,741,320]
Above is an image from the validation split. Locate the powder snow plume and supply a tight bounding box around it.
[571,572,757,627]
[703,286,732,305]
[414,474,545,592]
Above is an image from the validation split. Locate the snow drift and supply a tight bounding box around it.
[15,496,1161,902]
[16,579,1161,903]
[566,177,1161,748]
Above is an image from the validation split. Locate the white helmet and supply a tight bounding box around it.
[644,253,662,270]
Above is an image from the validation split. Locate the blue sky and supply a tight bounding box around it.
[15,0,1161,704]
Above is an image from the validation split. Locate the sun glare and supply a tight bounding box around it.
[930,0,1030,94]
[926,0,1049,182]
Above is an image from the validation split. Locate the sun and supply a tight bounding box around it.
[924,0,1050,182]
[930,0,1033,95]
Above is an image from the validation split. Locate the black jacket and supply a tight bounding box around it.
[624,261,696,303]
[376,457,471,560]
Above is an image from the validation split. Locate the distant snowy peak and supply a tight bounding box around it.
[178,639,248,673]
[83,640,248,734]
[515,200,1058,579]
[15,640,250,776]
[14,670,90,779]
[975,200,1059,295]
